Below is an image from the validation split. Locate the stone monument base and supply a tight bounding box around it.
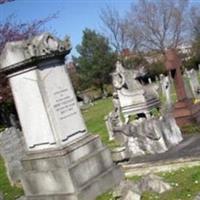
[20,134,123,200]
[173,99,200,126]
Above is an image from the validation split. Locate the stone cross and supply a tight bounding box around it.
[165,49,187,101]
[164,49,200,126]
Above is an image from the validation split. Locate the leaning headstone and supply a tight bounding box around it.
[112,61,160,121]
[160,75,172,107]
[112,115,182,158]
[183,72,194,99]
[104,113,114,141]
[159,74,165,96]
[0,33,123,200]
[148,77,152,84]
[161,114,183,147]
[186,69,200,99]
[0,127,25,185]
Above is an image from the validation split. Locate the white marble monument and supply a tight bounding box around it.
[0,33,123,200]
[160,75,172,107]
[112,61,160,122]
[185,69,200,99]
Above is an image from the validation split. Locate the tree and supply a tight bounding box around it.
[0,1,56,127]
[100,6,128,52]
[101,0,190,54]
[189,6,200,67]
[100,6,143,53]
[0,0,14,4]
[74,29,117,94]
[130,0,189,53]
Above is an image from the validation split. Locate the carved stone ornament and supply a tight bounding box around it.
[0,33,71,73]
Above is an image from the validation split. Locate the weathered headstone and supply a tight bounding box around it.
[0,127,25,185]
[112,61,160,121]
[160,75,172,107]
[0,33,123,200]
[183,71,194,99]
[112,114,182,158]
[148,77,152,84]
[185,69,200,99]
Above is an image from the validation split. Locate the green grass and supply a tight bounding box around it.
[0,156,23,200]
[181,123,200,134]
[82,97,119,148]
[1,95,200,200]
[96,190,113,200]
[97,166,200,200]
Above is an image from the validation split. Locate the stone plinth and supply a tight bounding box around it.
[0,33,123,200]
[21,134,122,200]
[173,99,200,126]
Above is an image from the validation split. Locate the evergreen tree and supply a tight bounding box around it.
[74,29,117,94]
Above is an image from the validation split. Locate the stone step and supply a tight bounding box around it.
[69,146,114,188]
[77,165,123,200]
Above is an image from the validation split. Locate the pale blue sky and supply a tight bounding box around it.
[0,0,133,56]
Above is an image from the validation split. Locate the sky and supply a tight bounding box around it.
[0,0,133,56]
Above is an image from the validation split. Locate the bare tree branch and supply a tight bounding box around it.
[126,0,189,53]
[100,6,131,52]
[0,0,14,4]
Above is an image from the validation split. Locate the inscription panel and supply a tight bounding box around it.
[53,89,76,121]
[38,63,87,144]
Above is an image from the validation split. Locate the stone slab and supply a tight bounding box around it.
[20,134,123,200]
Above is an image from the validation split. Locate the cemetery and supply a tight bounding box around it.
[2,0,200,200]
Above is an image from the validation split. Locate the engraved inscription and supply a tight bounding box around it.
[53,88,77,120]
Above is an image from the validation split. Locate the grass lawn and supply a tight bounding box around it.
[0,156,23,200]
[82,98,200,200]
[82,97,118,147]
[97,166,200,200]
[1,97,200,199]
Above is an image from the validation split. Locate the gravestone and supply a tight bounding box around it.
[0,127,25,185]
[160,75,172,107]
[0,33,123,200]
[164,49,200,126]
[112,114,182,158]
[183,72,194,99]
[185,69,200,99]
[112,61,160,122]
